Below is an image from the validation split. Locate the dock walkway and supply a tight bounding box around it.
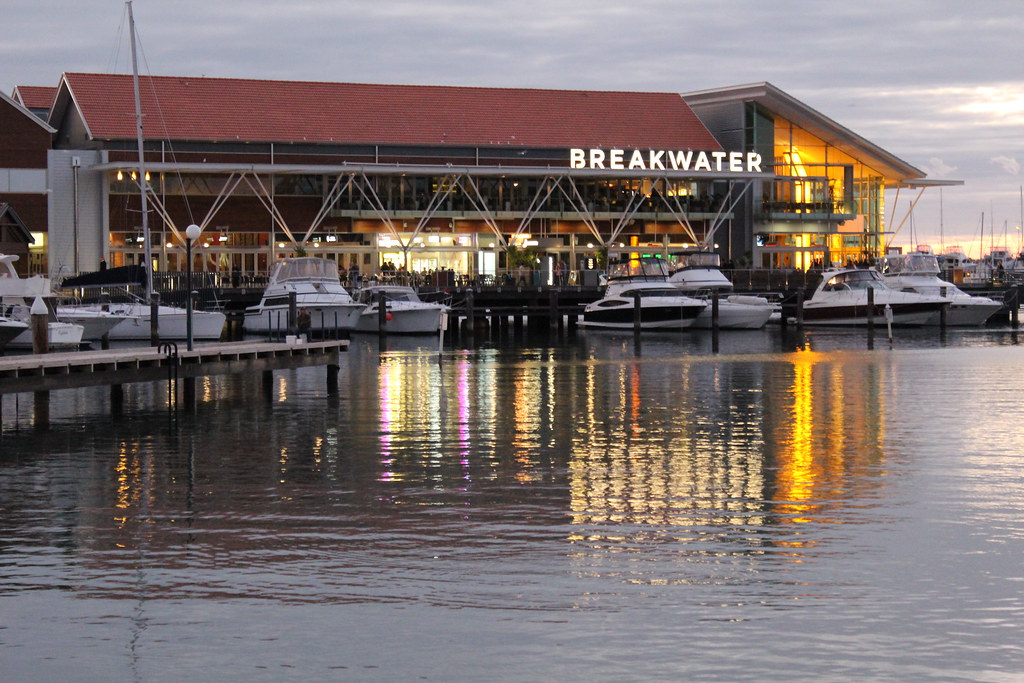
[0,340,347,395]
[0,340,347,431]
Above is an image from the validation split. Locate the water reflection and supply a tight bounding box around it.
[3,334,1024,678]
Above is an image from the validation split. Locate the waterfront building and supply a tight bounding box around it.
[2,74,943,281]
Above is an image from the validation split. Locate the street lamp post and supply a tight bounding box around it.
[185,223,201,351]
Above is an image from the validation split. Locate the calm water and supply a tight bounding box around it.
[2,327,1024,681]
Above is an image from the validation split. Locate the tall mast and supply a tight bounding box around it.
[127,1,153,299]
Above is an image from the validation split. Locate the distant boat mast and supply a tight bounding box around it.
[127,0,153,300]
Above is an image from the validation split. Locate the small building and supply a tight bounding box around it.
[0,90,53,273]
[0,203,34,271]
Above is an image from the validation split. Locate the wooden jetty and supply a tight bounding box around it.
[0,339,347,431]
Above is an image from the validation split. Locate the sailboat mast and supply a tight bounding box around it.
[127,1,153,299]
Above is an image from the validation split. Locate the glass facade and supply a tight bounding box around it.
[742,102,891,270]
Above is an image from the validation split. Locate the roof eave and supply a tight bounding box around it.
[682,82,926,181]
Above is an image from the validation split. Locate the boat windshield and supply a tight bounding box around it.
[607,256,670,280]
[269,257,341,284]
[880,253,940,276]
[360,288,418,304]
[822,269,888,291]
[671,251,721,269]
[619,287,681,298]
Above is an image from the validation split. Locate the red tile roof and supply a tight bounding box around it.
[61,73,721,150]
[13,85,57,110]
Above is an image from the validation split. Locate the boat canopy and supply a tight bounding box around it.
[879,253,940,276]
[269,257,341,284]
[821,268,888,291]
[607,256,670,281]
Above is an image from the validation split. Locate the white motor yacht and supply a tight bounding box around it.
[581,256,706,330]
[353,285,448,334]
[58,264,226,342]
[244,257,365,335]
[801,267,948,326]
[60,301,226,342]
[668,250,775,329]
[1,254,85,348]
[879,251,1002,325]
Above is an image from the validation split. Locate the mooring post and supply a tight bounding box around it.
[378,292,388,340]
[633,291,642,337]
[711,290,720,332]
[111,383,124,418]
[183,376,196,411]
[466,289,475,334]
[796,290,804,328]
[288,291,298,335]
[549,290,560,331]
[1012,286,1021,328]
[30,298,51,428]
[940,286,948,329]
[150,292,160,346]
[867,286,875,332]
[100,291,111,349]
[31,297,48,355]
[327,361,339,395]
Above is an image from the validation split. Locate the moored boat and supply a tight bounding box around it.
[353,285,448,334]
[801,266,948,326]
[668,250,775,329]
[1,254,86,348]
[244,257,365,335]
[879,251,1002,326]
[581,256,706,330]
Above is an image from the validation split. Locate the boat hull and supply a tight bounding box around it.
[354,304,446,334]
[244,304,364,334]
[691,299,774,329]
[0,320,29,349]
[580,303,705,330]
[102,305,226,340]
[56,309,128,341]
[9,322,85,349]
[926,300,1002,326]
[801,301,945,326]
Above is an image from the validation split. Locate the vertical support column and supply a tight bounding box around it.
[711,291,720,332]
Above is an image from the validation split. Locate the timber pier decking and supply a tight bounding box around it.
[0,340,347,431]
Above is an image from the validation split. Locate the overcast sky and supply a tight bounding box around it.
[3,0,1023,256]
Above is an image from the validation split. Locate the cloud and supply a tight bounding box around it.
[920,158,957,177]
[990,156,1021,175]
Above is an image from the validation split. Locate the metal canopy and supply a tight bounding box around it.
[94,161,763,251]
